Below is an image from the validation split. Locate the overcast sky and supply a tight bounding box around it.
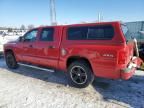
[0,0,144,27]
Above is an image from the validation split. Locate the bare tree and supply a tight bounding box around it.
[27,24,34,30]
[20,25,26,30]
[8,28,12,32]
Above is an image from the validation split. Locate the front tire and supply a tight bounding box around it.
[67,61,94,88]
[5,52,18,69]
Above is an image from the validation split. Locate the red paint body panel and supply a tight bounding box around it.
[4,21,142,80]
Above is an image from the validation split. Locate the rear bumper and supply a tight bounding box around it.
[120,57,143,80]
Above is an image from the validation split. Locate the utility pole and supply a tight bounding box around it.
[98,13,101,22]
[50,0,57,25]
[141,21,144,31]
[98,12,103,22]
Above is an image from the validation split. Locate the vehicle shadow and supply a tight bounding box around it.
[0,58,69,86]
[0,58,144,108]
[92,75,144,108]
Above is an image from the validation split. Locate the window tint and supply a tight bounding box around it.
[24,29,38,42]
[67,27,87,40]
[67,25,114,40]
[40,28,54,41]
[88,26,114,39]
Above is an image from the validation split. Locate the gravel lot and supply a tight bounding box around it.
[0,58,144,108]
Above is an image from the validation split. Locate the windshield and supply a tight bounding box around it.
[121,24,132,41]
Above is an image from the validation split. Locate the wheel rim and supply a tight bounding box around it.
[6,54,15,67]
[70,66,87,85]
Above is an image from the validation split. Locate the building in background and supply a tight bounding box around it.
[126,21,144,59]
[126,21,144,41]
[0,27,27,36]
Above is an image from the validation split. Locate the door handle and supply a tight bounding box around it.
[48,45,55,49]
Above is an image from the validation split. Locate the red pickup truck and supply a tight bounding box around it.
[4,21,143,88]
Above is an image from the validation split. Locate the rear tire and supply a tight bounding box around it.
[67,61,94,88]
[5,52,18,69]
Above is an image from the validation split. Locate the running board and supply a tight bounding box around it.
[18,63,55,73]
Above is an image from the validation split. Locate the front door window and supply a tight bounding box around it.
[24,29,38,42]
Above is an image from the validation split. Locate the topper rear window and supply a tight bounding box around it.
[67,25,114,40]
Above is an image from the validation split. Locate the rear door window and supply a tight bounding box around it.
[40,28,54,41]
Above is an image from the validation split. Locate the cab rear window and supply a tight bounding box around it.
[67,25,114,40]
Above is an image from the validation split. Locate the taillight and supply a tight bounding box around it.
[118,51,127,64]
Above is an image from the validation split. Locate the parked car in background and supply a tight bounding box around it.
[0,31,7,37]
[138,31,144,60]
[125,21,144,60]
[4,21,143,88]
[138,31,144,49]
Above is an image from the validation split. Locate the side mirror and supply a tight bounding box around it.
[19,36,24,42]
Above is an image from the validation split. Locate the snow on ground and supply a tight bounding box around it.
[0,58,144,108]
